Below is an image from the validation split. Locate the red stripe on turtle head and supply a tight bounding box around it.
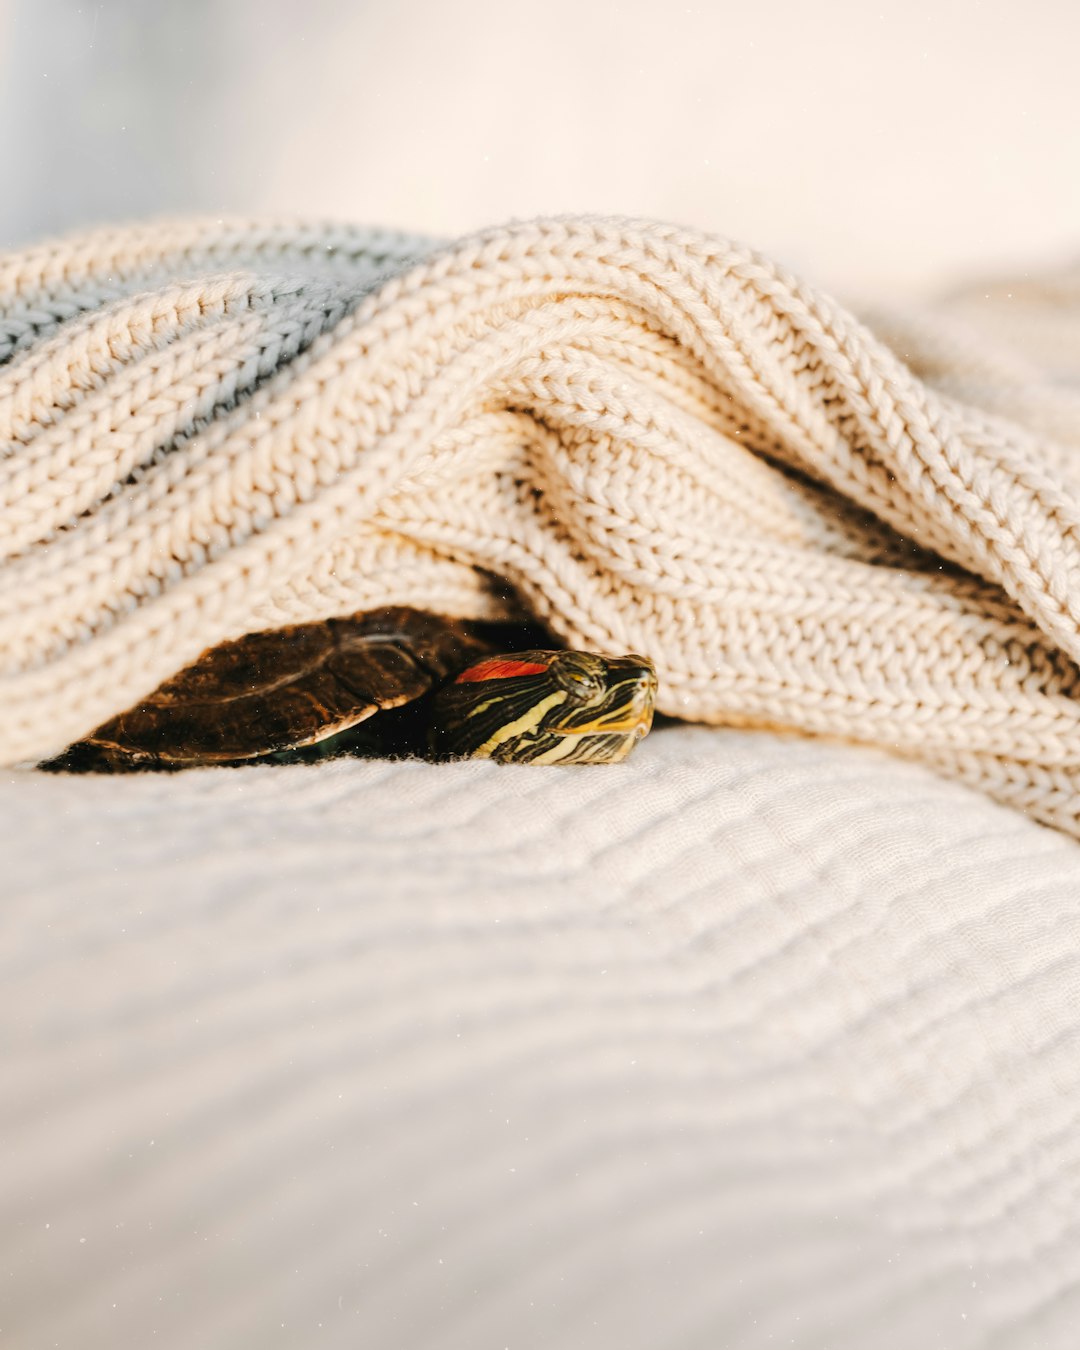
[454,656,550,684]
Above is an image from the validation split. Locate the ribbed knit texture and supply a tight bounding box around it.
[4,215,1080,833]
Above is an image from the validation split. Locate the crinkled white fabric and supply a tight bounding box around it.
[6,216,1080,834]
[5,725,1080,1350]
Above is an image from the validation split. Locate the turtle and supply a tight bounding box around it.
[42,607,658,773]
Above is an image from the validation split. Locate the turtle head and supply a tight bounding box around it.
[429,649,657,764]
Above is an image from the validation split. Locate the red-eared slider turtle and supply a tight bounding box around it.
[44,607,657,773]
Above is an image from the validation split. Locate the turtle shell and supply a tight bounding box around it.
[49,608,491,771]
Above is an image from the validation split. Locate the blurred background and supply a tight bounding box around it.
[1,0,1079,297]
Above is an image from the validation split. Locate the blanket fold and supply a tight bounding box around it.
[4,214,1080,834]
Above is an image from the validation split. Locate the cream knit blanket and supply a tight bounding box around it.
[4,215,1080,834]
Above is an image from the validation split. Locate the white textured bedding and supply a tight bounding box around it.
[7,725,1080,1348]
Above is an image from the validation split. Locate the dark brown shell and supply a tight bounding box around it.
[57,608,490,769]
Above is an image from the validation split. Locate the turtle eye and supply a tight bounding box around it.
[553,655,604,703]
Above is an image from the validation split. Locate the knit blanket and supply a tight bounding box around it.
[5,216,1080,834]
